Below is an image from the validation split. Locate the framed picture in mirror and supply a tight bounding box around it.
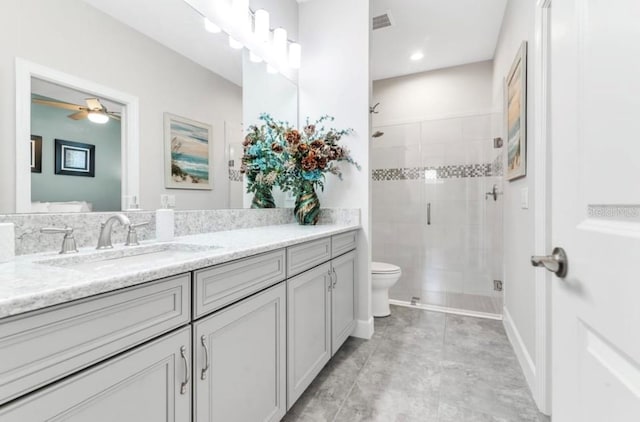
[54,139,95,177]
[164,113,213,190]
[30,135,42,173]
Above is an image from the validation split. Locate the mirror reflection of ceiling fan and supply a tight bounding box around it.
[32,97,121,124]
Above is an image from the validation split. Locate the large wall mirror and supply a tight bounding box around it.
[5,0,298,214]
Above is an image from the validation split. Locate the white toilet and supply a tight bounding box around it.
[371,262,402,317]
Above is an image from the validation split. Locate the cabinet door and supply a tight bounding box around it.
[194,283,286,422]
[0,327,191,422]
[331,250,357,355]
[287,262,332,408]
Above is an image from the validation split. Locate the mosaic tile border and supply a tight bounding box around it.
[372,163,493,181]
[228,169,243,182]
[587,205,640,221]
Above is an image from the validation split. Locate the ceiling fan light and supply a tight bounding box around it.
[88,111,109,124]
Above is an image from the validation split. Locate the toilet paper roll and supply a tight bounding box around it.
[0,223,15,263]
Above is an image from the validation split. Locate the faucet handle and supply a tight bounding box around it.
[125,221,150,246]
[41,227,78,254]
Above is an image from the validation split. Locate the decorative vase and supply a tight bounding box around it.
[251,186,276,209]
[294,182,320,225]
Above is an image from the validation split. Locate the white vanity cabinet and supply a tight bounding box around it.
[286,233,357,407]
[0,326,192,422]
[193,282,287,422]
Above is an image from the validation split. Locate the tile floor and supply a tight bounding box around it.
[283,305,549,422]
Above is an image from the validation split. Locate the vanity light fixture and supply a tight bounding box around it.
[204,17,221,34]
[273,27,288,62]
[254,9,269,42]
[289,42,301,69]
[184,0,301,75]
[87,111,109,124]
[410,52,424,61]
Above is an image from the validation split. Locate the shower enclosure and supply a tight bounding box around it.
[371,113,504,317]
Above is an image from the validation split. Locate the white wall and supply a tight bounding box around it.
[492,0,538,385]
[0,0,242,213]
[372,61,496,125]
[298,0,372,337]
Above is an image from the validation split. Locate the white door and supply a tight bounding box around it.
[549,0,640,420]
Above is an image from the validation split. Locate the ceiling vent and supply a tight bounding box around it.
[372,12,393,30]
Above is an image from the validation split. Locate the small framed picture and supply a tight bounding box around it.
[55,139,95,177]
[30,135,42,173]
[164,113,213,190]
[505,41,528,181]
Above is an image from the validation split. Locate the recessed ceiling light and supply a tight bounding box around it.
[410,52,424,61]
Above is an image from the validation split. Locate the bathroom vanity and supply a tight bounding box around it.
[0,224,358,421]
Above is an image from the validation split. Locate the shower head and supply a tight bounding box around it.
[372,131,384,138]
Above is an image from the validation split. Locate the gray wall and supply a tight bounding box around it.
[0,0,242,213]
[31,103,121,211]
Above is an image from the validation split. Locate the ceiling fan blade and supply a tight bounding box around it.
[85,98,103,110]
[107,112,121,121]
[68,110,89,120]
[33,98,82,111]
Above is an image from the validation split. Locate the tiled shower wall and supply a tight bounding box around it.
[372,113,504,314]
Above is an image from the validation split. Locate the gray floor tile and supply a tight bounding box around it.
[284,306,547,422]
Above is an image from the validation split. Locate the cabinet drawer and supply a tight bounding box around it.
[287,237,331,277]
[331,231,357,258]
[0,273,190,406]
[193,249,286,319]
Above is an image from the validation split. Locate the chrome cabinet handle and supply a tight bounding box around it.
[531,247,568,278]
[180,346,190,395]
[332,268,337,288]
[427,203,431,225]
[200,335,209,380]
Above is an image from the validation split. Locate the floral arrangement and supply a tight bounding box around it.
[280,115,360,197]
[240,114,288,196]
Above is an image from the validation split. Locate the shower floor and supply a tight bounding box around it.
[390,292,503,319]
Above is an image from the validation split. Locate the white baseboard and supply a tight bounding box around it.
[352,317,374,339]
[389,299,503,320]
[503,306,536,392]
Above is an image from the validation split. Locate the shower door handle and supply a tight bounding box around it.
[427,203,431,225]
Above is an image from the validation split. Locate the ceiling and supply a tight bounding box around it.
[82,0,243,86]
[371,0,508,81]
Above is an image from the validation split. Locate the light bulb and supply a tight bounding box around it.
[266,64,279,74]
[289,42,301,69]
[254,9,269,42]
[273,27,287,61]
[249,51,263,63]
[88,111,109,124]
[229,35,243,49]
[204,18,221,34]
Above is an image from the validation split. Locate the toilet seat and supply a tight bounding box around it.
[372,262,401,274]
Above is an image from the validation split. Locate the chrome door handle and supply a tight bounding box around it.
[332,268,337,288]
[531,247,568,278]
[200,335,209,380]
[180,345,190,395]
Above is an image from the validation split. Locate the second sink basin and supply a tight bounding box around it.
[37,243,219,272]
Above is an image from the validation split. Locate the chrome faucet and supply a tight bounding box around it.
[41,227,78,254]
[97,214,131,249]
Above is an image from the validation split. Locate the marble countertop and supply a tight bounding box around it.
[0,223,359,319]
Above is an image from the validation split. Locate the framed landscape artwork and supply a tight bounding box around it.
[30,135,42,173]
[54,139,95,177]
[164,113,213,190]
[506,41,527,181]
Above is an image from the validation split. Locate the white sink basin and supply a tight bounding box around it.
[37,243,218,272]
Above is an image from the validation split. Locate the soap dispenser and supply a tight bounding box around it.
[156,196,174,241]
